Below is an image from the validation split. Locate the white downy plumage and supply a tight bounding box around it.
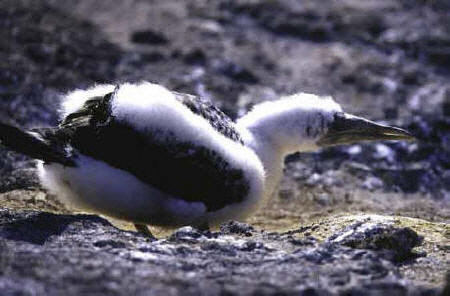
[36,82,412,229]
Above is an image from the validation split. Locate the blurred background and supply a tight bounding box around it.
[0,0,449,293]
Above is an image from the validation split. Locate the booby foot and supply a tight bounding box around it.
[134,223,157,240]
[196,221,210,232]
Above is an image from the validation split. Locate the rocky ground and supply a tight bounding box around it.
[0,0,448,295]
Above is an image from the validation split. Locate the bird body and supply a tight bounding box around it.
[0,82,414,232]
[36,83,265,228]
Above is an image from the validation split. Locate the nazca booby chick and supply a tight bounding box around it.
[0,82,414,237]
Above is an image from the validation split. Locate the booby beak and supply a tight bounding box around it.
[317,112,416,147]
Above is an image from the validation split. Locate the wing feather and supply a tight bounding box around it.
[54,90,249,211]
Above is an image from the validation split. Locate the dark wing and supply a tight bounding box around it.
[173,92,244,144]
[52,90,249,211]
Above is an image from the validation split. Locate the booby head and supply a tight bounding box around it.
[237,93,414,155]
[236,93,414,200]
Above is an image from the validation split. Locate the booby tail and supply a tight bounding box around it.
[0,122,74,166]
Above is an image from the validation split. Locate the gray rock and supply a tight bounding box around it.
[362,176,384,191]
[220,220,255,237]
[327,218,424,262]
[0,209,440,296]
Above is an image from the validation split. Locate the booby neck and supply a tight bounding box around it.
[236,127,284,201]
[235,94,343,200]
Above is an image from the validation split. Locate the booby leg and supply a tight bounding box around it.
[134,223,156,240]
[196,221,210,232]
